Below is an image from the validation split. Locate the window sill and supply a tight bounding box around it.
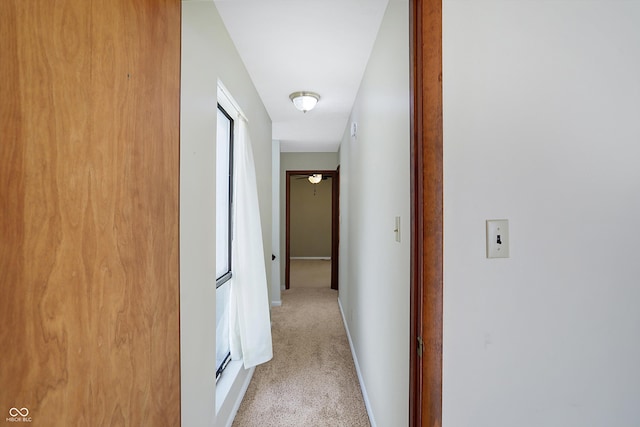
[215,361,254,427]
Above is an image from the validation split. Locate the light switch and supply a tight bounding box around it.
[486,219,509,258]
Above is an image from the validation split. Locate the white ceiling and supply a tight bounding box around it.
[213,0,390,152]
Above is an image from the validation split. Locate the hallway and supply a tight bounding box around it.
[233,262,369,426]
[185,1,412,425]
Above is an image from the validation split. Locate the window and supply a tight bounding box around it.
[216,104,233,382]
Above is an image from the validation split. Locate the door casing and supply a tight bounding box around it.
[409,0,443,426]
[285,169,340,290]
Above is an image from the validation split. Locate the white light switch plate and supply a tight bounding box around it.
[486,219,509,258]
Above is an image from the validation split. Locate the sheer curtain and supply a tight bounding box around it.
[229,117,273,369]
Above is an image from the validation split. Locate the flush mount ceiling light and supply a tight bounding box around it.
[308,174,322,184]
[289,91,320,113]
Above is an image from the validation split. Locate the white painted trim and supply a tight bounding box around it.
[271,140,282,308]
[271,300,282,307]
[338,299,377,427]
[290,257,331,260]
[217,80,248,122]
[215,362,255,427]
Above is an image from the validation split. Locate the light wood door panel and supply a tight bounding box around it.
[0,0,181,425]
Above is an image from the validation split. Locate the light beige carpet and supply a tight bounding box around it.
[232,287,370,427]
[289,259,331,288]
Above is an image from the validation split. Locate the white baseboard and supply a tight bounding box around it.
[290,257,331,260]
[271,300,282,307]
[338,299,377,427]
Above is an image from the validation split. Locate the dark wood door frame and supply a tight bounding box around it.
[285,169,340,290]
[409,0,443,426]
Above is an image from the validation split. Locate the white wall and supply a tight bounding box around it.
[271,140,281,305]
[181,3,272,426]
[443,1,640,426]
[338,1,410,425]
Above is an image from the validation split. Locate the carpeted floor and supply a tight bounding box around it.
[289,259,332,289]
[232,285,370,426]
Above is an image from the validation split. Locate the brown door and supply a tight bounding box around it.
[409,0,444,426]
[0,0,181,424]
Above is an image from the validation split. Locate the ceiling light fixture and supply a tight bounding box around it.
[289,91,320,113]
[308,174,322,184]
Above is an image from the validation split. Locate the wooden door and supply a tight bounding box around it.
[409,0,444,426]
[0,0,181,425]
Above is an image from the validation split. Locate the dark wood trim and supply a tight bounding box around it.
[409,0,443,426]
[331,166,340,290]
[285,170,339,290]
[285,171,291,289]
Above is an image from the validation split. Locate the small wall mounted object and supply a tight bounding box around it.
[486,219,509,258]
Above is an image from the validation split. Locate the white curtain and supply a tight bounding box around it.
[229,117,273,369]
